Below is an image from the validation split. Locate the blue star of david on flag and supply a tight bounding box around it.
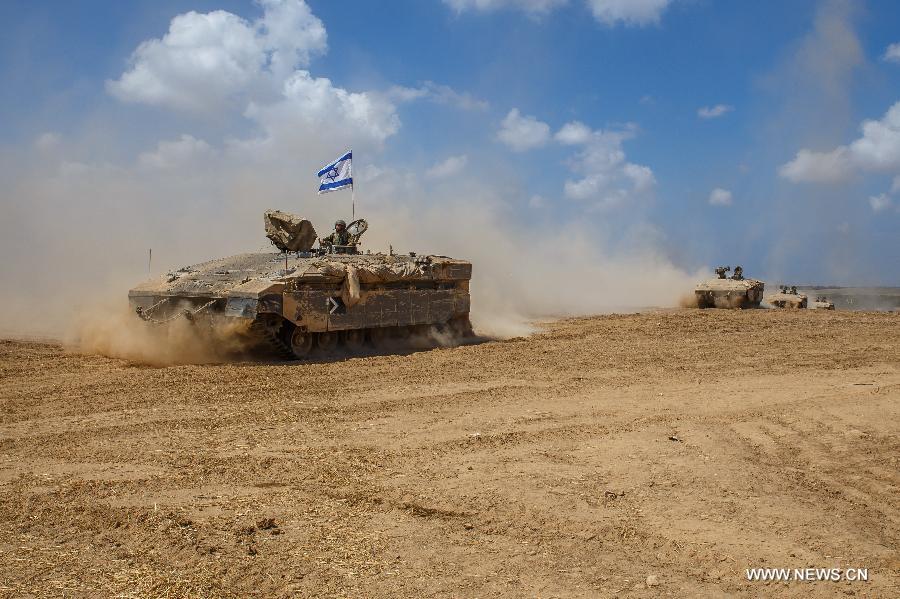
[317,150,352,194]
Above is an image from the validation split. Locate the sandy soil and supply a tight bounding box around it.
[1,309,898,598]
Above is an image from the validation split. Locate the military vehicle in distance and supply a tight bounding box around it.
[765,285,808,309]
[694,265,765,309]
[128,210,473,359]
[810,295,836,310]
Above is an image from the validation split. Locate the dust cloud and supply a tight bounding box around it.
[0,145,700,358]
[678,293,699,309]
[68,302,253,366]
[354,179,701,338]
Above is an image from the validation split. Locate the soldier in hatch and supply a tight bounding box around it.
[320,220,352,247]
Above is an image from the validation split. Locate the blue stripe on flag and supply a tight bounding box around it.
[317,151,352,177]
[318,177,353,192]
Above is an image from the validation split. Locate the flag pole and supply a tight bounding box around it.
[351,149,355,220]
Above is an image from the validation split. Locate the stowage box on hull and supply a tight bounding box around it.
[282,285,469,332]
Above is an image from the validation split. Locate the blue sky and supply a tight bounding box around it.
[1,0,899,324]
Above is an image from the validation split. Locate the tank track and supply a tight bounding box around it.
[244,316,474,361]
[247,317,296,361]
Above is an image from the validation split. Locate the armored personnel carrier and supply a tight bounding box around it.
[694,265,765,309]
[765,285,808,309]
[128,211,473,359]
[810,296,836,310]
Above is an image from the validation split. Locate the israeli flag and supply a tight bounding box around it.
[317,150,353,194]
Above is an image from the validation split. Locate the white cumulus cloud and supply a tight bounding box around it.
[557,121,655,208]
[697,104,733,119]
[623,162,655,192]
[107,0,327,112]
[387,82,488,111]
[240,70,400,155]
[779,147,854,183]
[443,0,568,16]
[555,121,593,145]
[883,42,900,63]
[779,101,900,182]
[868,193,892,212]
[708,187,732,206]
[586,0,673,26]
[848,102,900,171]
[426,155,469,178]
[497,108,551,151]
[445,0,674,26]
[257,0,328,78]
[110,1,400,157]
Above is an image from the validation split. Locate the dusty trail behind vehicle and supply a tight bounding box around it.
[1,309,898,597]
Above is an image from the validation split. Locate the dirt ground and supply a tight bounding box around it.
[0,309,898,598]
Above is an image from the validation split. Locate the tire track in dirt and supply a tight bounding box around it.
[1,309,899,597]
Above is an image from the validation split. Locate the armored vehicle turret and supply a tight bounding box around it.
[694,265,765,309]
[129,211,473,359]
[765,285,808,309]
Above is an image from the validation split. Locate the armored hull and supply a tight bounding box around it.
[810,298,835,310]
[765,291,808,309]
[129,251,472,359]
[694,277,765,309]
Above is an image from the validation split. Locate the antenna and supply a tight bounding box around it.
[148,248,152,276]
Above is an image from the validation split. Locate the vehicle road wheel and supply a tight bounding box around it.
[343,329,365,351]
[369,327,388,348]
[317,331,339,352]
[449,317,474,338]
[289,328,314,358]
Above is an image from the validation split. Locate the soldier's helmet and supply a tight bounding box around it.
[335,219,346,228]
